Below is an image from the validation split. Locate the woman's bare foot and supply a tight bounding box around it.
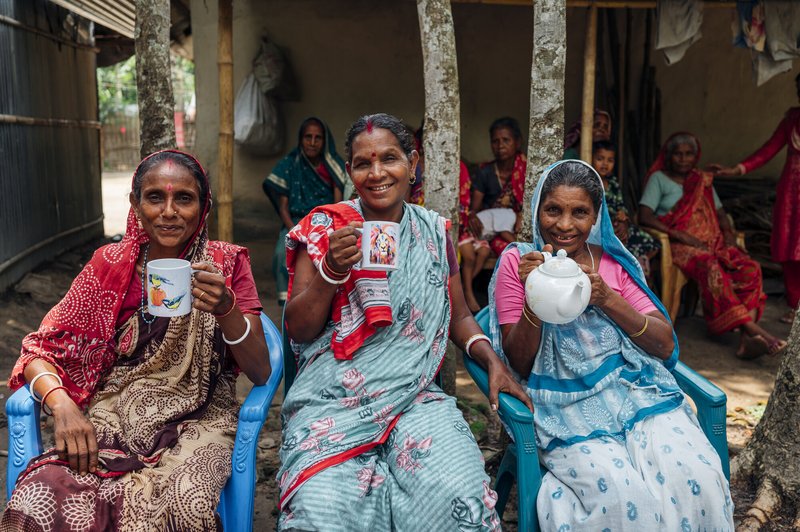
[779,309,795,324]
[736,334,769,360]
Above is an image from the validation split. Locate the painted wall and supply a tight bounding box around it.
[650,9,799,180]
[191,0,535,236]
[191,1,798,239]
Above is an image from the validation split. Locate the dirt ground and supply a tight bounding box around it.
[0,172,792,529]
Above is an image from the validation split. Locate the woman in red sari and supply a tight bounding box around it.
[639,133,786,359]
[711,73,800,324]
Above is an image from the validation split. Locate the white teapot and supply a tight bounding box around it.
[524,248,591,324]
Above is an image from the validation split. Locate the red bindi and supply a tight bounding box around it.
[167,183,173,192]
[371,152,377,158]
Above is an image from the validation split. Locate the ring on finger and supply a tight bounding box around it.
[198,290,206,301]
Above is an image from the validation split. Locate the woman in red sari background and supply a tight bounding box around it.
[639,132,786,359]
[711,73,800,324]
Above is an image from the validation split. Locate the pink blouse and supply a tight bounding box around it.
[495,247,657,325]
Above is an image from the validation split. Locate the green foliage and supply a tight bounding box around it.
[97,54,196,122]
[97,56,137,121]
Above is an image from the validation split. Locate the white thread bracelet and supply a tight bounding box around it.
[318,259,351,285]
[29,371,62,402]
[464,334,491,359]
[222,316,251,345]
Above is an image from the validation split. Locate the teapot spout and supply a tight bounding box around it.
[557,281,588,321]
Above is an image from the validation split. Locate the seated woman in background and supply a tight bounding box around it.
[591,140,660,276]
[263,117,346,305]
[563,108,612,160]
[639,132,786,359]
[278,113,530,531]
[3,150,270,531]
[489,159,733,530]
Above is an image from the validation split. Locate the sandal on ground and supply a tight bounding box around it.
[779,309,795,324]
[735,334,769,360]
[768,338,788,357]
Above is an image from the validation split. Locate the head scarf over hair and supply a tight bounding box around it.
[563,109,612,150]
[489,159,678,371]
[263,117,346,219]
[643,131,701,188]
[9,150,216,407]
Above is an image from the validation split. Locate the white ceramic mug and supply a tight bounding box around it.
[146,258,194,317]
[360,221,400,271]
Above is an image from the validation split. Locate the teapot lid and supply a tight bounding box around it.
[539,249,583,278]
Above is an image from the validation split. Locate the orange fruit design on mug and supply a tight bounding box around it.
[150,286,166,306]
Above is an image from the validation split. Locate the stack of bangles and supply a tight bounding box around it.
[29,371,67,416]
[521,304,541,328]
[318,253,351,285]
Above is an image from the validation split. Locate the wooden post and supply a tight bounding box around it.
[217,0,234,243]
[579,3,598,163]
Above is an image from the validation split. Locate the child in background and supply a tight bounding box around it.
[591,140,660,275]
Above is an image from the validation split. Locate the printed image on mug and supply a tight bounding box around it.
[147,258,194,317]
[360,221,400,271]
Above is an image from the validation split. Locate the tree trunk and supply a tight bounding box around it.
[135,0,176,158]
[520,0,567,242]
[731,311,800,530]
[417,0,460,396]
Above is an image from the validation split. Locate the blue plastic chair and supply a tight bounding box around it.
[5,312,284,532]
[465,307,729,532]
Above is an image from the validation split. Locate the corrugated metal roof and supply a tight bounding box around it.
[48,0,134,38]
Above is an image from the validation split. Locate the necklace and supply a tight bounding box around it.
[586,241,595,272]
[140,244,156,329]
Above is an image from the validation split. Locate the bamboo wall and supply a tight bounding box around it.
[0,0,102,291]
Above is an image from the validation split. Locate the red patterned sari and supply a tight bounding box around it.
[3,151,261,532]
[647,135,766,334]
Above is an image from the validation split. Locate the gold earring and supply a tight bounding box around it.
[409,174,416,185]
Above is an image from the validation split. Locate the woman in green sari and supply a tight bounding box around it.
[263,117,347,304]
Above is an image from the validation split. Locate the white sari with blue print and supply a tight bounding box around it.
[489,161,733,531]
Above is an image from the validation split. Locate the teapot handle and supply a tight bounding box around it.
[541,251,552,261]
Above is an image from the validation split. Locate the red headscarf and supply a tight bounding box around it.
[9,150,215,408]
[644,132,721,243]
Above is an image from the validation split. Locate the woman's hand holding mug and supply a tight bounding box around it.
[327,222,363,273]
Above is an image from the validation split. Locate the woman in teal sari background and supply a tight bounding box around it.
[488,160,732,530]
[263,117,347,304]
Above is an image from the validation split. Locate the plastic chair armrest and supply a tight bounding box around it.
[219,313,285,532]
[672,361,729,479]
[6,385,42,501]
[462,355,533,425]
[672,361,726,409]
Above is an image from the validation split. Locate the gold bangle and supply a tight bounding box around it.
[629,316,649,338]
[521,305,541,329]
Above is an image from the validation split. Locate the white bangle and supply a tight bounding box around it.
[464,333,491,359]
[29,371,62,402]
[318,259,351,285]
[222,316,251,345]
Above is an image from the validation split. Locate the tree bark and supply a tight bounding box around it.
[731,310,800,530]
[520,0,567,242]
[135,0,176,158]
[417,0,460,396]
